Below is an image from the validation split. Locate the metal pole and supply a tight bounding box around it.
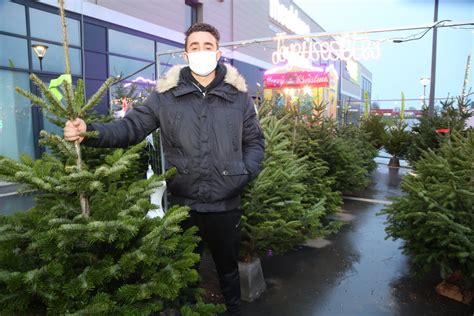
[423,85,427,106]
[159,130,168,213]
[339,59,343,123]
[155,53,168,212]
[428,0,439,115]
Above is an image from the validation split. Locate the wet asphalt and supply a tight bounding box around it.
[236,162,473,316]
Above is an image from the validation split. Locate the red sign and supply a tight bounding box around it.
[264,71,330,89]
[435,128,450,133]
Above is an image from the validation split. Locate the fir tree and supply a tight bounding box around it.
[240,104,325,260]
[292,101,342,216]
[308,117,375,193]
[381,131,474,282]
[0,1,223,314]
[360,114,387,150]
[407,96,472,163]
[384,119,412,163]
[276,99,377,194]
[337,123,378,177]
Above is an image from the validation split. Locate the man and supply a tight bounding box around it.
[64,23,265,315]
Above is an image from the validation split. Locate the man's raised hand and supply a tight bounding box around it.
[64,118,86,142]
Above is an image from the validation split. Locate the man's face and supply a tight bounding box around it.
[184,31,222,61]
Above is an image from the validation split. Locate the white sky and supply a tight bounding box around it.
[294,0,474,109]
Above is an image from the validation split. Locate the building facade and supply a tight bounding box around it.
[0,0,372,161]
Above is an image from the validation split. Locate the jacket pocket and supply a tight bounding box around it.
[165,157,192,197]
[166,157,189,174]
[215,160,249,200]
[221,161,248,177]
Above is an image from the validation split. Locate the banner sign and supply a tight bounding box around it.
[264,71,330,88]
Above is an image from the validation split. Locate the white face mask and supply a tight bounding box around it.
[186,51,218,76]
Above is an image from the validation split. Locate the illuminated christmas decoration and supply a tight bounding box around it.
[154,20,471,76]
[123,76,156,88]
[264,68,330,89]
[271,36,381,64]
[263,64,339,118]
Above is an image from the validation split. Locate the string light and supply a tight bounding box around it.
[108,20,474,88]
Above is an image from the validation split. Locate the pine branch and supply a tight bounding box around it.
[81,77,117,115]
[15,87,54,113]
[62,80,76,116]
[58,0,71,75]
[39,131,78,159]
[15,85,68,119]
[0,157,30,180]
[74,79,85,113]
[29,74,70,117]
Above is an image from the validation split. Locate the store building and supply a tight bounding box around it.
[0,0,372,161]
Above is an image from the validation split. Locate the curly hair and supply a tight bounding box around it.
[184,23,220,50]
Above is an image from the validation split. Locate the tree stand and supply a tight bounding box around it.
[239,257,266,302]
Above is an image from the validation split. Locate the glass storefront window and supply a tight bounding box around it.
[109,30,154,61]
[109,55,154,79]
[0,70,34,160]
[156,41,186,67]
[109,55,156,117]
[0,35,28,69]
[29,8,80,46]
[31,41,82,75]
[0,0,26,35]
[42,115,64,142]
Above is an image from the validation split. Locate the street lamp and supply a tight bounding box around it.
[32,44,48,71]
[420,77,430,106]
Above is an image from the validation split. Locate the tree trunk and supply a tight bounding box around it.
[75,140,90,217]
[388,156,400,168]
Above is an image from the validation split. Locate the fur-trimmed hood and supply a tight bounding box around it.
[157,63,247,94]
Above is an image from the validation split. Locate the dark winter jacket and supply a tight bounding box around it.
[84,63,265,212]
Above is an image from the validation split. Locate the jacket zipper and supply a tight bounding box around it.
[171,112,183,147]
[192,82,206,97]
[194,83,237,152]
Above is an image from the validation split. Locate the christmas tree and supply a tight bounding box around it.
[308,116,376,193]
[0,1,222,314]
[337,121,378,184]
[292,101,342,217]
[407,96,472,163]
[381,131,474,281]
[383,119,412,167]
[240,102,326,260]
[360,114,387,150]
